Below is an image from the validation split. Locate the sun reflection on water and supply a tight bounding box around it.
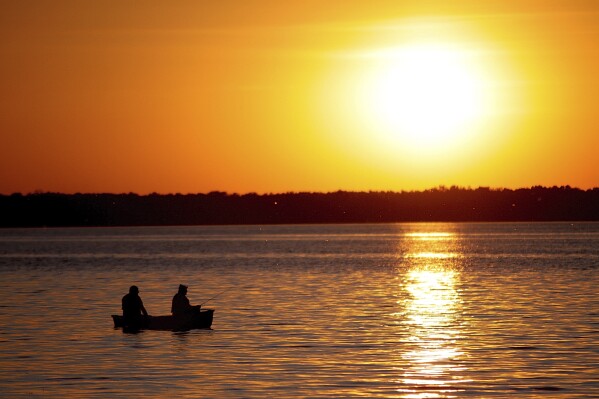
[397,229,469,398]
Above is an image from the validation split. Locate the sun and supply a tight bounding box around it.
[317,25,516,174]
[356,43,489,153]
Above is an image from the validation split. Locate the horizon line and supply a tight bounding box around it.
[3,184,598,197]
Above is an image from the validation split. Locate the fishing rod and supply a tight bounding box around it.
[200,287,233,306]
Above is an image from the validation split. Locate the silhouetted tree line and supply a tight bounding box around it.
[1,186,598,227]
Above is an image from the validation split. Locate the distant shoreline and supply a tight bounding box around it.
[1,186,598,227]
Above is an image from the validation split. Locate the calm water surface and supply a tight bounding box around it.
[0,223,598,398]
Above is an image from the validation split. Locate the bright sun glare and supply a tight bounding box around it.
[319,21,515,171]
[358,43,488,152]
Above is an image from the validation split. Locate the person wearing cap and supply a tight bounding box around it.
[171,284,200,318]
[122,285,148,329]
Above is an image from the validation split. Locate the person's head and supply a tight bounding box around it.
[129,285,139,295]
[178,284,188,294]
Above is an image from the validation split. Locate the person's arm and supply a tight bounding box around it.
[140,298,148,316]
[172,295,179,314]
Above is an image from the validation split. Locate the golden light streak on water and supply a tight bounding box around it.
[397,230,470,398]
[405,232,453,238]
[405,252,459,259]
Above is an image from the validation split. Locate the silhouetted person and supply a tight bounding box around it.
[172,284,201,319]
[122,285,148,330]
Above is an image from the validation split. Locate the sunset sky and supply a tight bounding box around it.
[1,1,598,194]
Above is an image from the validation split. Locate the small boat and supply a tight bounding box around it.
[112,309,214,331]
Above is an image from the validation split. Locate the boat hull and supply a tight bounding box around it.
[112,310,214,331]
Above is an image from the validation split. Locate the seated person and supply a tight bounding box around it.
[171,284,201,318]
[122,285,148,329]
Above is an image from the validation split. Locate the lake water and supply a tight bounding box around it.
[0,222,598,398]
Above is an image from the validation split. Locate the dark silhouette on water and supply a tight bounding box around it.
[121,285,148,331]
[172,284,201,319]
[113,284,213,331]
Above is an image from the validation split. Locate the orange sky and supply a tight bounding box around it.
[1,1,598,194]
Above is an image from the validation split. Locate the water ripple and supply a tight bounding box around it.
[0,223,598,398]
